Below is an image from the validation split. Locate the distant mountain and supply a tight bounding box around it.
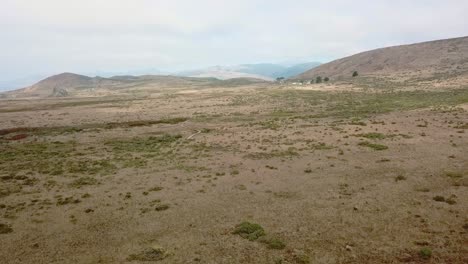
[178,66,275,81]
[88,68,165,78]
[274,62,321,78]
[1,72,269,98]
[177,62,321,80]
[294,36,468,80]
[232,64,287,78]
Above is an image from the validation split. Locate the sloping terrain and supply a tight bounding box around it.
[295,36,468,80]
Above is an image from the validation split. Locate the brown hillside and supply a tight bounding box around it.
[294,36,468,80]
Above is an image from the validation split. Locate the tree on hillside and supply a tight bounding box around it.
[324,77,330,82]
[276,77,285,82]
[316,76,322,83]
[352,71,359,77]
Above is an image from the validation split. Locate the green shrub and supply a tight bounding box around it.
[419,248,432,259]
[260,237,286,249]
[233,221,266,241]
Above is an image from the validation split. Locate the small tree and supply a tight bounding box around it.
[324,77,329,82]
[276,77,285,82]
[352,71,358,77]
[316,76,322,83]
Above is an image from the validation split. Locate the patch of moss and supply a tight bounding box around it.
[148,186,163,192]
[69,177,98,188]
[155,204,170,211]
[349,121,367,126]
[358,141,388,150]
[56,196,81,206]
[445,171,463,179]
[395,175,407,182]
[0,223,13,234]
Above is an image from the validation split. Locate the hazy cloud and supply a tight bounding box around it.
[1,0,467,89]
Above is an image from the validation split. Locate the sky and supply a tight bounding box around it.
[1,0,468,90]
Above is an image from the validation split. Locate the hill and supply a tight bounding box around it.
[294,36,468,80]
[1,73,268,98]
[12,73,95,97]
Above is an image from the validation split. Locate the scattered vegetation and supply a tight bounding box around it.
[106,134,183,153]
[0,141,117,176]
[349,121,367,126]
[432,195,456,204]
[259,236,286,249]
[245,148,299,160]
[0,117,188,138]
[127,245,170,261]
[358,141,388,150]
[293,252,311,264]
[56,196,81,206]
[1,75,467,263]
[353,132,386,139]
[266,88,468,119]
[69,176,99,188]
[105,117,187,129]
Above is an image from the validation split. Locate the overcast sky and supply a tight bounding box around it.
[1,0,468,89]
